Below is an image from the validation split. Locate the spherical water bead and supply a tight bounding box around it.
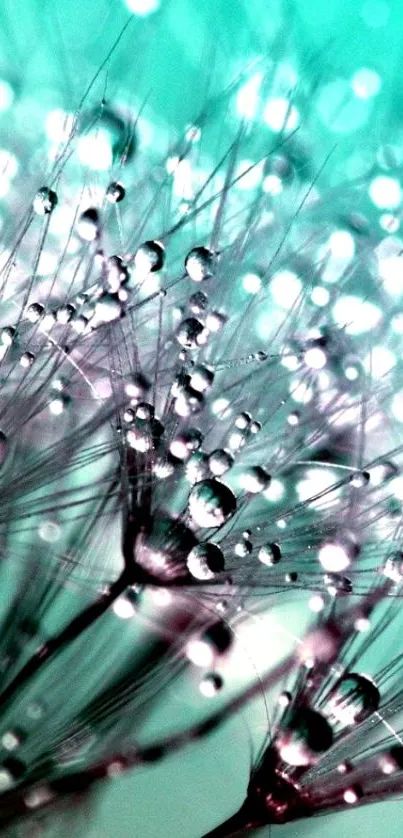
[1,729,24,751]
[185,451,210,484]
[33,187,58,215]
[19,351,35,368]
[133,517,197,582]
[249,420,262,434]
[106,181,125,203]
[325,673,380,728]
[208,449,234,477]
[189,290,208,313]
[285,571,298,584]
[81,104,136,165]
[349,470,370,489]
[258,542,282,566]
[135,240,165,274]
[187,542,225,580]
[176,317,205,349]
[186,621,233,667]
[26,303,44,323]
[153,457,175,480]
[239,466,271,494]
[199,673,223,697]
[383,551,403,583]
[234,538,252,557]
[277,708,333,767]
[174,386,204,417]
[318,534,359,572]
[125,373,151,401]
[287,411,300,427]
[205,310,226,332]
[188,479,236,528]
[77,208,100,242]
[235,412,251,430]
[169,429,203,461]
[278,691,293,709]
[56,303,75,324]
[106,255,130,291]
[189,364,214,392]
[185,246,215,282]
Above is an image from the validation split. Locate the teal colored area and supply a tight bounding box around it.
[1,1,403,836]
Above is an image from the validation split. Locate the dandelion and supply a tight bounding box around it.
[0,2,402,837]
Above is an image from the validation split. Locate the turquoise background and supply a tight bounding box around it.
[1,0,403,836]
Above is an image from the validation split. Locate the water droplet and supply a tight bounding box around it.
[176,317,205,349]
[106,181,126,203]
[77,208,100,242]
[185,246,214,282]
[188,479,236,528]
[33,187,58,215]
[187,542,225,580]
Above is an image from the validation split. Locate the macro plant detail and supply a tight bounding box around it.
[0,1,401,836]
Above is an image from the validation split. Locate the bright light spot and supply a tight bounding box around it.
[77,131,113,171]
[329,230,355,259]
[345,365,360,381]
[309,595,325,613]
[311,286,329,307]
[332,295,382,334]
[290,379,313,404]
[125,0,160,14]
[296,468,338,507]
[242,272,262,294]
[38,251,58,276]
[354,616,371,632]
[113,597,135,619]
[236,72,263,120]
[49,398,64,416]
[0,80,14,112]
[263,479,285,502]
[262,174,283,195]
[278,742,309,767]
[263,97,299,132]
[343,788,359,805]
[364,346,396,378]
[235,159,264,191]
[351,68,381,99]
[45,109,74,144]
[211,397,231,418]
[171,158,193,199]
[304,347,327,370]
[271,269,302,308]
[319,542,351,572]
[150,588,172,607]
[38,521,61,543]
[186,638,214,668]
[369,176,402,210]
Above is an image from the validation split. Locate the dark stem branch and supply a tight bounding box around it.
[0,571,130,710]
